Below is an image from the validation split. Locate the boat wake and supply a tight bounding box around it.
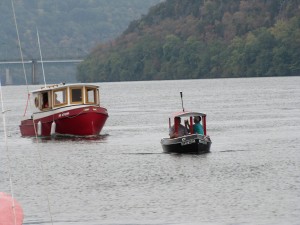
[122,152,164,155]
[31,133,110,142]
[219,149,249,153]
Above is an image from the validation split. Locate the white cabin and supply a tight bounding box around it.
[31,83,100,113]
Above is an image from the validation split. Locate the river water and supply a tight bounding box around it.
[0,77,300,225]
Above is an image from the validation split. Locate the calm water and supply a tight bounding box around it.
[0,77,300,225]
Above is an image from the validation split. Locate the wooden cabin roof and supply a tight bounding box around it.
[31,83,99,93]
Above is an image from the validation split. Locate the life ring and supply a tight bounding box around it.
[34,97,39,108]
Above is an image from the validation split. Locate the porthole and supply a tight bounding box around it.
[34,97,39,108]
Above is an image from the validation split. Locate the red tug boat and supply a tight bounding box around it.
[20,83,108,137]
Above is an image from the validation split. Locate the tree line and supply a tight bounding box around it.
[77,0,300,82]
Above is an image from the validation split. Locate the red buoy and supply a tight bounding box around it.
[0,192,24,225]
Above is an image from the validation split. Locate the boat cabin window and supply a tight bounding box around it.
[53,89,67,107]
[86,87,97,104]
[71,87,83,104]
[41,92,50,109]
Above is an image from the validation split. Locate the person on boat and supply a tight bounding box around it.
[185,116,204,135]
[169,117,188,138]
[42,94,49,108]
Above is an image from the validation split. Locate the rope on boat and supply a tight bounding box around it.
[64,110,85,119]
[0,79,18,225]
[28,101,54,225]
[32,109,85,125]
[11,0,31,117]
[11,0,33,128]
[23,93,30,117]
[32,131,54,225]
[10,1,54,224]
[11,0,28,89]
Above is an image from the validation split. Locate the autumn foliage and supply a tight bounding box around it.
[77,0,300,82]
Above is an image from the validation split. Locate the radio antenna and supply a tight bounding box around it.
[180,92,185,112]
[36,27,47,88]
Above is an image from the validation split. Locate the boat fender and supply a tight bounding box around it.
[37,121,42,136]
[50,121,56,136]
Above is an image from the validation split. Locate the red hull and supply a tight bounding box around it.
[20,106,108,137]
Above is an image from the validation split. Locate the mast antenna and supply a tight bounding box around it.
[180,92,185,112]
[36,27,47,88]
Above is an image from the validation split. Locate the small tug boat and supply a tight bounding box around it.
[161,93,211,154]
[19,83,108,137]
[161,111,212,154]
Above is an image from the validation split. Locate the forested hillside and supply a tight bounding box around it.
[78,0,300,82]
[0,0,162,60]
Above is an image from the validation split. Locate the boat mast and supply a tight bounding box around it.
[11,0,29,88]
[37,27,47,88]
[11,0,31,117]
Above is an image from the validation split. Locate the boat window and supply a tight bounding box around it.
[53,89,67,107]
[71,87,83,104]
[86,88,97,104]
[41,92,50,109]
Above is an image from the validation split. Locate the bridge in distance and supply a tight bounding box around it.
[0,59,84,85]
[0,46,87,85]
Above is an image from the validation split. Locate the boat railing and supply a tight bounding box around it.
[162,133,205,141]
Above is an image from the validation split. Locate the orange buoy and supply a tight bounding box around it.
[0,192,24,225]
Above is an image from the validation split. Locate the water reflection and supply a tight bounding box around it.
[29,134,109,143]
